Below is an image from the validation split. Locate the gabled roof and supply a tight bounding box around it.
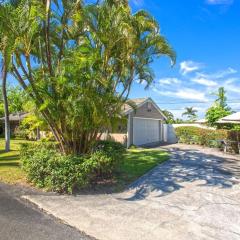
[122,97,167,120]
[122,98,148,115]
[218,112,240,123]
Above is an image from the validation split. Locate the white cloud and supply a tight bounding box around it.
[136,79,147,85]
[224,84,240,94]
[153,87,208,102]
[211,67,237,78]
[224,77,239,85]
[159,78,181,85]
[191,77,218,87]
[180,61,203,75]
[131,0,144,6]
[175,88,207,101]
[206,0,234,5]
[195,68,237,82]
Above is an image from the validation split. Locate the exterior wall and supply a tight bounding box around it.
[163,124,178,144]
[133,102,165,120]
[109,100,166,147]
[127,101,165,147]
[101,133,127,146]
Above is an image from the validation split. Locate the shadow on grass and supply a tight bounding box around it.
[0,149,18,154]
[0,162,20,167]
[0,154,20,162]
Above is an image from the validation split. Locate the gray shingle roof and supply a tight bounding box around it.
[122,98,148,115]
[0,112,29,121]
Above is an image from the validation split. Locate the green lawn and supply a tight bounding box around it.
[116,148,169,188]
[0,139,169,189]
[0,138,29,184]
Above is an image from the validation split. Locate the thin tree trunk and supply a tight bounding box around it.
[2,57,10,152]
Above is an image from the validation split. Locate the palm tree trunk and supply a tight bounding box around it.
[2,57,10,152]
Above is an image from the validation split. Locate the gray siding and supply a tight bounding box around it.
[128,102,165,146]
[133,102,165,120]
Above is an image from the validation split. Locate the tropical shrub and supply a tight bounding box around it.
[91,141,126,179]
[92,140,126,159]
[20,140,125,193]
[175,126,240,153]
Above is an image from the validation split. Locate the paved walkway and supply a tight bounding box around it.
[24,144,240,240]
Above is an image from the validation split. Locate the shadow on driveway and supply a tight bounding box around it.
[126,145,240,201]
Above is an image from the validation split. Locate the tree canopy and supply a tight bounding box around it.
[0,0,175,154]
[182,107,198,122]
[206,87,232,127]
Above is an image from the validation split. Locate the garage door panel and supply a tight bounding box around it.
[133,118,160,146]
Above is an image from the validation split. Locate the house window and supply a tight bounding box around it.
[147,102,152,112]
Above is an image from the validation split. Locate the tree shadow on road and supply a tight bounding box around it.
[124,147,240,201]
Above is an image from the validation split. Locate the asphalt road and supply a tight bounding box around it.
[0,183,94,240]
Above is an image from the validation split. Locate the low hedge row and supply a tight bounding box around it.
[175,126,240,153]
[20,140,126,193]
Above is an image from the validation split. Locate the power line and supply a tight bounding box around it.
[155,99,240,105]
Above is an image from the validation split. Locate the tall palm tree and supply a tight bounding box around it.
[0,3,12,151]
[0,0,24,151]
[182,107,198,121]
[1,52,10,151]
[214,87,228,109]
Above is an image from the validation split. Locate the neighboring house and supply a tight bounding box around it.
[218,112,240,124]
[102,98,168,147]
[195,118,207,124]
[0,112,28,135]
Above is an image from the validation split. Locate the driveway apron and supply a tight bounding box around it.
[24,144,240,240]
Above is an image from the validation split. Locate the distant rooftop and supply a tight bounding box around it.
[195,118,207,124]
[0,112,29,121]
[218,112,240,123]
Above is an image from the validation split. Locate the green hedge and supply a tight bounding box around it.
[175,126,240,153]
[20,141,126,193]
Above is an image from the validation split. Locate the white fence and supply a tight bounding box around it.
[163,124,214,144]
[163,124,178,144]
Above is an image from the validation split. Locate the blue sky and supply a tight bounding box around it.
[129,0,240,119]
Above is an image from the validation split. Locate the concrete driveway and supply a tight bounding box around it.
[24,144,240,240]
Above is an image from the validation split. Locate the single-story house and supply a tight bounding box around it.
[1,98,170,147]
[102,98,168,147]
[217,112,240,124]
[195,118,207,124]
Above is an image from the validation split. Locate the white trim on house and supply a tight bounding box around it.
[124,98,167,120]
[133,117,164,121]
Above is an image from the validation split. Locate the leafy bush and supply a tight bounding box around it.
[45,155,88,193]
[92,140,126,155]
[21,145,57,188]
[20,140,126,193]
[90,140,126,179]
[175,126,240,153]
[13,127,28,139]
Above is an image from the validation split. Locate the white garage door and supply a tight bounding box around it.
[133,118,160,146]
